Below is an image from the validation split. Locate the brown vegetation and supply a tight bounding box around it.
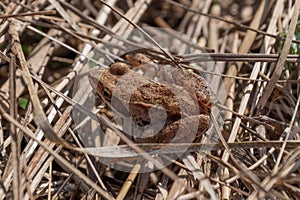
[0,0,299,199]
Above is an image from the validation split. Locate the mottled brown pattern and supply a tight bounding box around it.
[89,49,212,143]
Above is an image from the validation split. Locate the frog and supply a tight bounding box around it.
[88,49,212,143]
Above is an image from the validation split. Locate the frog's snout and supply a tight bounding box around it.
[88,70,103,90]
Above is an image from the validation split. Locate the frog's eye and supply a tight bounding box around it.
[103,88,111,99]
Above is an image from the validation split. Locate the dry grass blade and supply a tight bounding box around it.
[258,0,300,109]
[9,54,21,199]
[0,106,115,200]
[116,163,141,200]
[166,0,300,44]
[221,1,270,198]
[0,10,56,19]
[8,20,75,149]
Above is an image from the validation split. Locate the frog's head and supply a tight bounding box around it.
[88,62,131,104]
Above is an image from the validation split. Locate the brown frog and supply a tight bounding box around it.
[89,49,212,143]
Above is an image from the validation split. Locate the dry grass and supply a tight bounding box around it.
[0,0,299,199]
